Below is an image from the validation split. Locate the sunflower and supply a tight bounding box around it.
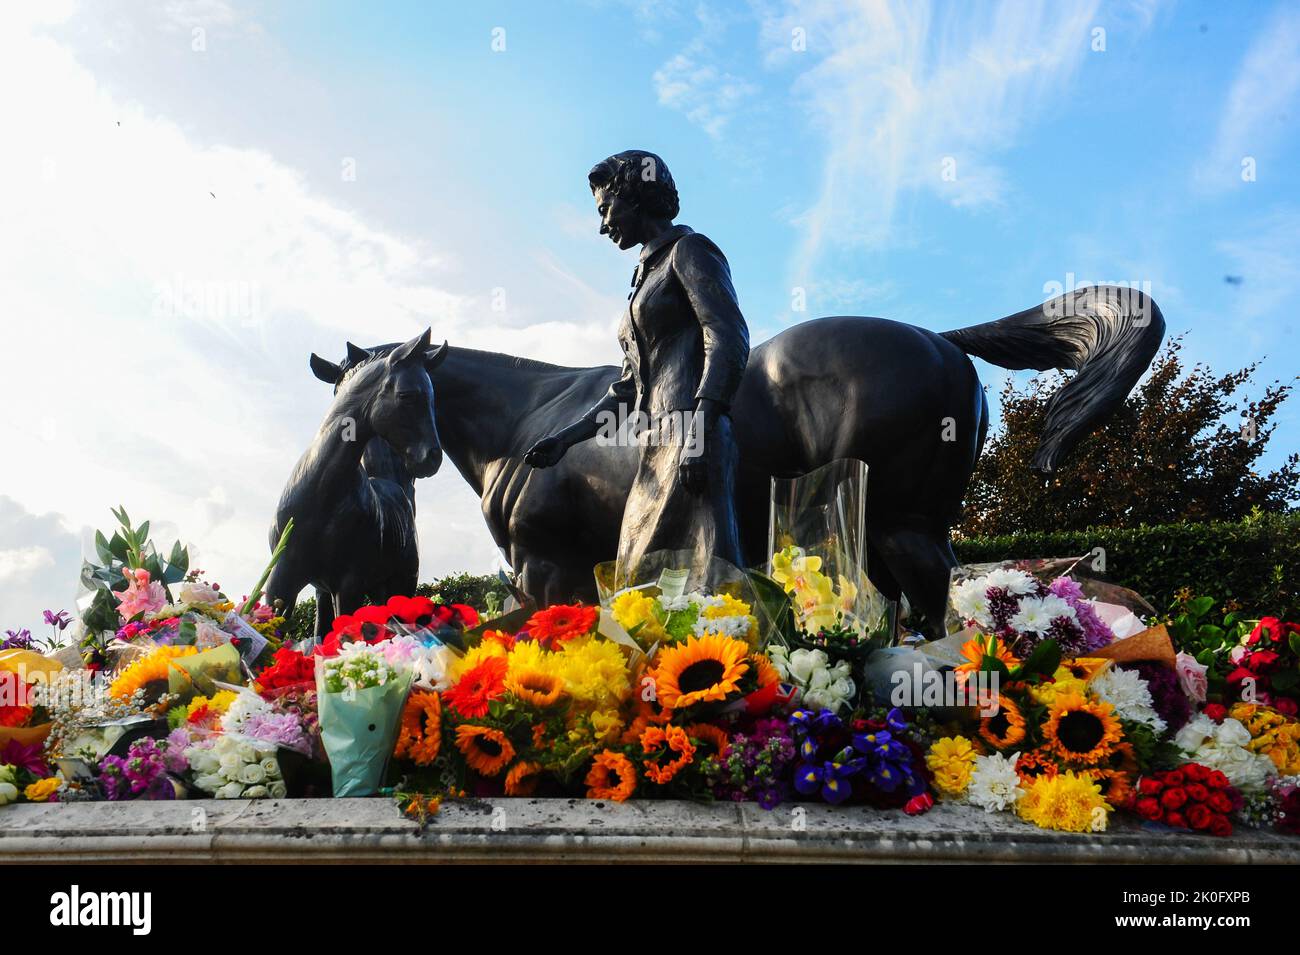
[954,635,1019,686]
[978,694,1027,750]
[443,656,508,718]
[524,604,599,649]
[585,750,637,801]
[649,633,749,711]
[531,722,549,748]
[505,668,564,708]
[394,690,442,765]
[1042,692,1123,766]
[1014,747,1060,784]
[505,761,544,796]
[1085,767,1134,808]
[109,645,197,705]
[454,724,516,777]
[1062,657,1112,682]
[640,724,697,785]
[685,722,731,759]
[748,652,781,689]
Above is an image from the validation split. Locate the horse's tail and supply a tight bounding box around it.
[940,284,1164,475]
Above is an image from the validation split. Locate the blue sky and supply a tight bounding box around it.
[1,0,1296,633]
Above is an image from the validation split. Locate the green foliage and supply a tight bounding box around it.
[953,512,1300,620]
[962,338,1299,536]
[79,506,190,638]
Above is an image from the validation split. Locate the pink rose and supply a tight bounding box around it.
[1175,652,1208,704]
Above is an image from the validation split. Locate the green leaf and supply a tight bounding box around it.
[1197,623,1224,641]
[1270,669,1299,693]
[1189,596,1215,618]
[1018,639,1061,678]
[1289,633,1300,658]
[137,520,150,544]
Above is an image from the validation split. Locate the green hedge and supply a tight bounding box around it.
[953,513,1299,620]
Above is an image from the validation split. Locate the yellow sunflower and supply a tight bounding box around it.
[978,694,1027,750]
[505,668,564,708]
[504,761,544,796]
[649,633,749,710]
[685,722,731,758]
[454,724,516,777]
[1042,692,1123,766]
[748,652,781,689]
[585,750,637,801]
[109,645,198,704]
[394,690,442,766]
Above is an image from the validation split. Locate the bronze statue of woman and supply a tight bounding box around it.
[525,150,749,577]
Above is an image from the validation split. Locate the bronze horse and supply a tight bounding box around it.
[309,286,1163,638]
[267,329,447,636]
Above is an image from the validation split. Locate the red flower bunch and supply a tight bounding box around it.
[1226,618,1300,716]
[523,604,598,651]
[0,670,35,728]
[319,595,481,656]
[1133,763,1242,837]
[254,646,316,695]
[443,656,507,718]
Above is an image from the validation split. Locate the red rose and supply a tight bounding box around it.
[1135,797,1164,822]
[1182,763,1209,783]
[1208,790,1234,814]
[1137,777,1163,796]
[1163,769,1186,787]
[1208,814,1233,838]
[1206,770,1231,790]
[1248,618,1280,647]
[1165,811,1188,830]
[1247,650,1282,674]
[1186,783,1209,803]
[1204,703,1228,722]
[1275,696,1299,718]
[1160,787,1188,810]
[1186,803,1213,830]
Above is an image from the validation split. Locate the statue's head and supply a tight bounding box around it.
[309,331,449,479]
[588,150,679,251]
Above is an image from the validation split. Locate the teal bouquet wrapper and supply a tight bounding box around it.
[315,651,413,797]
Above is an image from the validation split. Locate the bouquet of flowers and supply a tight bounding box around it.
[790,706,932,811]
[184,734,287,799]
[1226,617,1300,716]
[1132,763,1242,837]
[316,643,414,796]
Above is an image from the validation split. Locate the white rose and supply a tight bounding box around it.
[243,785,270,799]
[268,781,288,799]
[0,782,17,806]
[236,743,257,764]
[240,762,266,785]
[260,758,281,779]
[193,773,224,792]
[218,753,243,777]
[1212,719,1252,749]
[215,781,244,799]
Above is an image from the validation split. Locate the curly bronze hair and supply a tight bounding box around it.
[588,150,680,220]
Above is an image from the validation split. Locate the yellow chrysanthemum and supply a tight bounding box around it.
[109,645,198,703]
[698,594,759,644]
[1028,666,1089,707]
[506,639,559,678]
[1016,770,1111,832]
[1230,702,1300,774]
[588,709,625,744]
[610,590,666,642]
[553,633,631,712]
[925,736,977,799]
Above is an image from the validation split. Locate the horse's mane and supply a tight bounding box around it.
[336,342,604,389]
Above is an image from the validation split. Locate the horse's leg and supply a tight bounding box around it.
[872,519,957,641]
[314,587,336,638]
[334,578,368,618]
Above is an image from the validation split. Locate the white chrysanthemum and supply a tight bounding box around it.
[1090,667,1167,733]
[952,579,994,628]
[1037,594,1078,625]
[693,614,752,639]
[967,751,1023,812]
[1010,597,1053,634]
[984,567,1038,596]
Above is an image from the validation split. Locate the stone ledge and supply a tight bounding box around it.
[2,798,1297,864]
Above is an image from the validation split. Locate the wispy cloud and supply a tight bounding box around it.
[653,7,758,138]
[753,0,1100,280]
[1194,8,1300,192]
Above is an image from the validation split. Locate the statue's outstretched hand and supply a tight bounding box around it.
[524,435,567,469]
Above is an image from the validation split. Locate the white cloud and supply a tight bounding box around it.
[751,0,1100,279]
[653,7,758,138]
[0,547,57,583]
[1194,8,1300,191]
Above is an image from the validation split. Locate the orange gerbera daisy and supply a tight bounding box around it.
[394,690,442,765]
[454,724,516,776]
[649,633,749,711]
[748,653,780,688]
[585,750,637,801]
[685,722,731,758]
[1042,693,1123,766]
[978,695,1027,750]
[505,668,564,708]
[639,724,696,785]
[524,604,598,650]
[505,761,544,796]
[954,635,1019,686]
[443,656,508,718]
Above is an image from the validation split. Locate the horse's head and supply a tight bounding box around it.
[312,329,449,480]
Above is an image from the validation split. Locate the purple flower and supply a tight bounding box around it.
[97,737,173,801]
[0,739,50,778]
[1126,661,1191,732]
[43,609,71,631]
[1,629,33,651]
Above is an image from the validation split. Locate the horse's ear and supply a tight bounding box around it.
[309,353,341,384]
[388,327,432,367]
[424,340,449,372]
[345,342,371,366]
